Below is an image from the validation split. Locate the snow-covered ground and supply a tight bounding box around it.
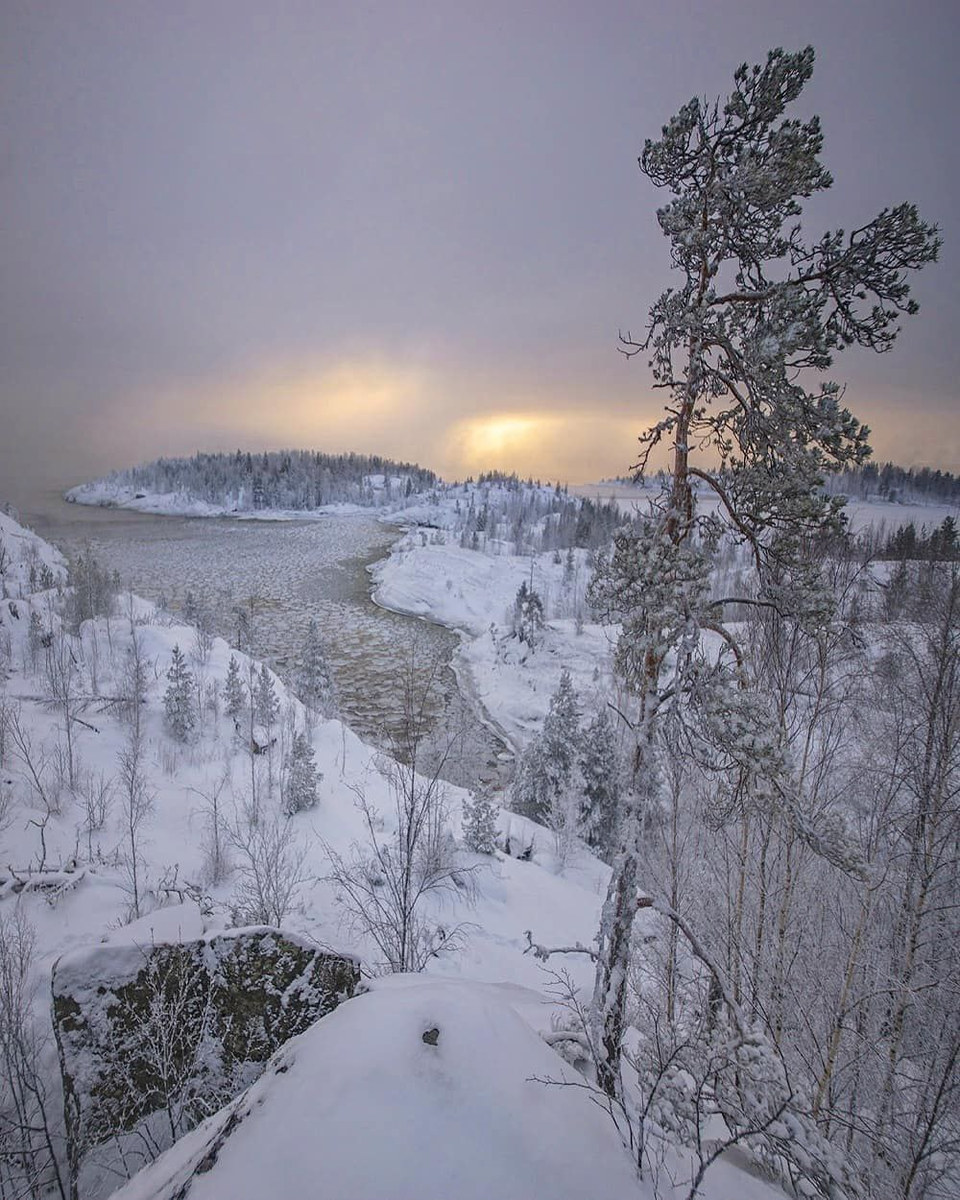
[0,504,808,1200]
[108,972,785,1200]
[0,515,606,983]
[110,975,647,1200]
[371,537,619,753]
[111,972,796,1200]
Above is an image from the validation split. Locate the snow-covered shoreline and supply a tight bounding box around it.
[64,480,401,522]
[369,582,521,761]
[369,524,620,757]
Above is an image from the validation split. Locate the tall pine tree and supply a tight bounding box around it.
[588,46,939,1102]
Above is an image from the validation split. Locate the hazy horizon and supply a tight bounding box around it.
[2,1,958,506]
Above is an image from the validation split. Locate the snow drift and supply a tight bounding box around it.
[110,977,646,1200]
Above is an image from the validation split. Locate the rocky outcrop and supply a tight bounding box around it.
[51,926,359,1173]
[106,979,644,1200]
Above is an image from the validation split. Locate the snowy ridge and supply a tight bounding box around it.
[0,505,67,587]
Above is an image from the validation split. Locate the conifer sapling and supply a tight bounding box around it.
[164,644,195,742]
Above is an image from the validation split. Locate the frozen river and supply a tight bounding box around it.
[16,488,509,788]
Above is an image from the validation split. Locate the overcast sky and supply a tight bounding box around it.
[2,1,957,502]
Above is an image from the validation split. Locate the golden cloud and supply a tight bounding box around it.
[445,411,641,481]
[112,356,649,481]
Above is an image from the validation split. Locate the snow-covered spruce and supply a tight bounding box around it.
[282,730,320,814]
[163,644,195,742]
[461,785,499,854]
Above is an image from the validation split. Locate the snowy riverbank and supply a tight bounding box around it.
[368,479,960,761]
[369,522,621,756]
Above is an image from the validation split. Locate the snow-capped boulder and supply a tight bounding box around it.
[110,977,644,1200]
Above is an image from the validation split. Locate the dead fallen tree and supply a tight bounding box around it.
[0,863,87,902]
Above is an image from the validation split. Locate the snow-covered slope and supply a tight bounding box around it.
[0,505,67,588]
[0,509,607,987]
[0,507,796,1200]
[372,540,615,751]
[0,508,618,1193]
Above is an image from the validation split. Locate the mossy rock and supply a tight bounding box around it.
[52,927,359,1163]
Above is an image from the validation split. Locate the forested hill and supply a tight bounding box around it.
[822,461,960,505]
[69,449,438,511]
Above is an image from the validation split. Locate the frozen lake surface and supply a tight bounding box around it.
[18,489,508,787]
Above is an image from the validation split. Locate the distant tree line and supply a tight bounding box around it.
[610,460,960,507]
[822,461,960,504]
[876,514,959,561]
[101,450,438,511]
